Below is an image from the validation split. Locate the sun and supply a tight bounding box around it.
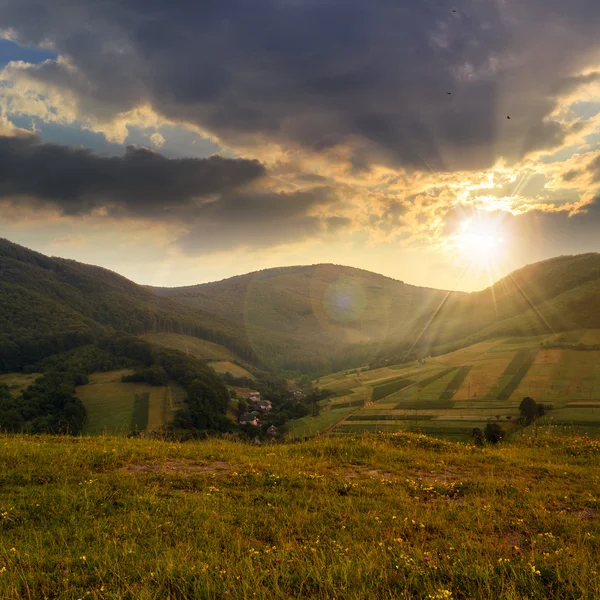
[455,218,505,265]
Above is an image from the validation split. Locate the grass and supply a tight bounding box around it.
[131,392,150,432]
[76,371,184,435]
[209,361,254,379]
[140,333,237,362]
[371,377,415,401]
[0,373,38,397]
[1,431,599,599]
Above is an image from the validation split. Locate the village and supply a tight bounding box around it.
[237,388,309,437]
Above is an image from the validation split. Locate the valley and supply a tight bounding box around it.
[1,237,600,442]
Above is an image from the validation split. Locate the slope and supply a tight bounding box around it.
[378,253,600,364]
[0,238,257,370]
[297,332,600,439]
[149,263,456,372]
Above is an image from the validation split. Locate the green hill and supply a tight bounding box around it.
[149,263,455,372]
[0,238,259,371]
[375,253,600,365]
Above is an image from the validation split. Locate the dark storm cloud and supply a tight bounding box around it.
[0,134,265,215]
[3,0,600,172]
[509,197,600,258]
[176,187,342,253]
[0,132,346,252]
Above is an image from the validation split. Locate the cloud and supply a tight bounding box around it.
[0,131,350,254]
[3,0,600,172]
[176,187,344,254]
[0,133,265,216]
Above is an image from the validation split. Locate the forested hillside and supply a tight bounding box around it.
[0,238,258,371]
[375,253,600,364]
[149,263,456,372]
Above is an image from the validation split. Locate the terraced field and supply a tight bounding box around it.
[293,334,600,440]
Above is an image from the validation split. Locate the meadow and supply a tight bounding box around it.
[0,373,39,397]
[0,431,598,599]
[140,334,237,363]
[76,371,183,436]
[208,362,254,379]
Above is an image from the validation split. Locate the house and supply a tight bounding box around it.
[239,413,259,427]
[257,400,272,412]
[267,425,278,436]
[249,391,261,402]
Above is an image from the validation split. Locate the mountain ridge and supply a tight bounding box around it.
[1,236,599,373]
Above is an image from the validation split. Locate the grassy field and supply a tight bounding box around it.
[76,371,183,435]
[0,432,598,599]
[209,361,254,379]
[140,333,237,362]
[0,373,38,397]
[303,335,600,439]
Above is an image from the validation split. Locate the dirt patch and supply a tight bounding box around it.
[500,533,525,551]
[575,508,596,520]
[124,459,231,476]
[343,467,396,480]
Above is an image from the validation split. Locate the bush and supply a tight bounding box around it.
[484,423,504,444]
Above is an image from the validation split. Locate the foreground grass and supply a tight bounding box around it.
[0,433,599,599]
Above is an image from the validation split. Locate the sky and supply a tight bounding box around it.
[1,0,600,292]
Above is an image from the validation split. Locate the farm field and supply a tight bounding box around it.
[76,371,184,435]
[300,334,600,440]
[140,333,237,362]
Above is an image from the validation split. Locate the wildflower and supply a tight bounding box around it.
[275,558,281,563]
[80,556,87,562]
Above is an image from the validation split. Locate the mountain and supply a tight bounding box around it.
[148,264,457,372]
[0,238,258,371]
[388,253,600,362]
[1,237,599,374]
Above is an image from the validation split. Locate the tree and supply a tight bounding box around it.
[484,423,504,444]
[237,398,248,416]
[519,396,540,425]
[471,427,485,447]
